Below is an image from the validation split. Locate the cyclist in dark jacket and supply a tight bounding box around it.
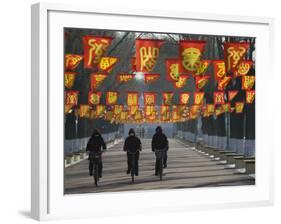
[152,126,169,175]
[123,128,142,176]
[86,129,106,177]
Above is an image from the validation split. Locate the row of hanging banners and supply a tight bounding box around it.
[64,36,255,124]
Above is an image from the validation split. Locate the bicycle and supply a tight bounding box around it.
[155,149,166,181]
[89,151,103,186]
[128,150,139,183]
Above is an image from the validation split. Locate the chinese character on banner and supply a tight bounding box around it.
[189,105,201,119]
[179,40,206,73]
[246,90,255,104]
[179,92,190,105]
[217,76,231,90]
[214,91,225,104]
[207,104,215,115]
[106,91,118,105]
[174,75,189,89]
[96,105,105,117]
[65,54,83,71]
[161,105,170,122]
[145,106,156,117]
[79,105,90,118]
[65,91,79,106]
[135,39,164,72]
[163,92,174,105]
[134,110,143,121]
[213,60,226,80]
[98,57,118,72]
[113,105,123,115]
[144,74,160,84]
[131,57,137,72]
[127,92,138,106]
[224,42,250,72]
[166,58,182,82]
[64,72,77,89]
[242,76,255,90]
[222,103,231,112]
[172,106,180,121]
[117,74,135,83]
[235,102,245,113]
[90,74,107,90]
[83,36,113,69]
[144,92,157,105]
[129,105,139,116]
[194,60,211,76]
[215,106,224,116]
[228,90,239,101]
[88,91,101,105]
[105,111,113,121]
[195,76,209,91]
[194,92,204,105]
[234,60,253,77]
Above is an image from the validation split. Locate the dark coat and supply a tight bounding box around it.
[86,133,106,153]
[152,132,168,151]
[123,135,142,153]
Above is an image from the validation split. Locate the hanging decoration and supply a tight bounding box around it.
[65,54,83,71]
[246,90,255,104]
[189,105,201,119]
[235,102,245,113]
[98,57,118,72]
[79,104,90,118]
[179,40,206,73]
[65,91,79,106]
[195,76,209,91]
[217,76,231,90]
[127,92,139,106]
[129,105,139,116]
[64,72,77,89]
[96,105,105,117]
[194,60,211,76]
[194,92,204,105]
[163,92,174,105]
[144,92,157,105]
[228,90,239,101]
[90,74,107,90]
[207,104,215,116]
[88,91,102,105]
[166,58,182,82]
[234,60,253,77]
[213,60,226,80]
[83,36,113,69]
[174,75,189,89]
[113,105,123,116]
[135,39,164,72]
[117,74,135,83]
[241,76,255,90]
[224,42,250,73]
[144,74,160,84]
[214,91,225,104]
[106,91,118,105]
[179,92,190,105]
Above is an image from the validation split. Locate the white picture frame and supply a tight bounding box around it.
[31,2,275,221]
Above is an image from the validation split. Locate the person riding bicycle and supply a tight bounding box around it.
[152,126,169,176]
[123,128,142,176]
[86,129,106,177]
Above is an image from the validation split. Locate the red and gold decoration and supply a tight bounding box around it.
[235,102,245,113]
[64,72,77,89]
[217,76,231,90]
[145,106,157,121]
[224,42,250,72]
[234,60,253,77]
[194,60,211,76]
[214,91,225,104]
[98,57,118,72]
[144,74,160,84]
[65,91,79,106]
[120,110,129,122]
[195,76,209,91]
[179,40,206,73]
[215,106,224,116]
[246,90,255,104]
[79,104,90,118]
[174,75,189,89]
[179,92,190,105]
[117,74,135,83]
[83,36,113,69]
[135,39,164,72]
[166,58,182,82]
[194,92,204,105]
[161,105,170,122]
[88,91,101,105]
[189,105,201,119]
[106,91,118,105]
[207,104,215,116]
[172,106,180,121]
[65,54,83,71]
[90,74,107,90]
[228,90,239,101]
[129,105,139,116]
[96,105,105,117]
[222,103,231,112]
[213,60,226,80]
[163,92,174,105]
[144,92,157,105]
[242,76,255,90]
[113,105,123,115]
[127,92,138,106]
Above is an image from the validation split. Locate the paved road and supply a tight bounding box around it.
[64,138,254,194]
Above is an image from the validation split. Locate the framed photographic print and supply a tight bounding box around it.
[31,2,274,221]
